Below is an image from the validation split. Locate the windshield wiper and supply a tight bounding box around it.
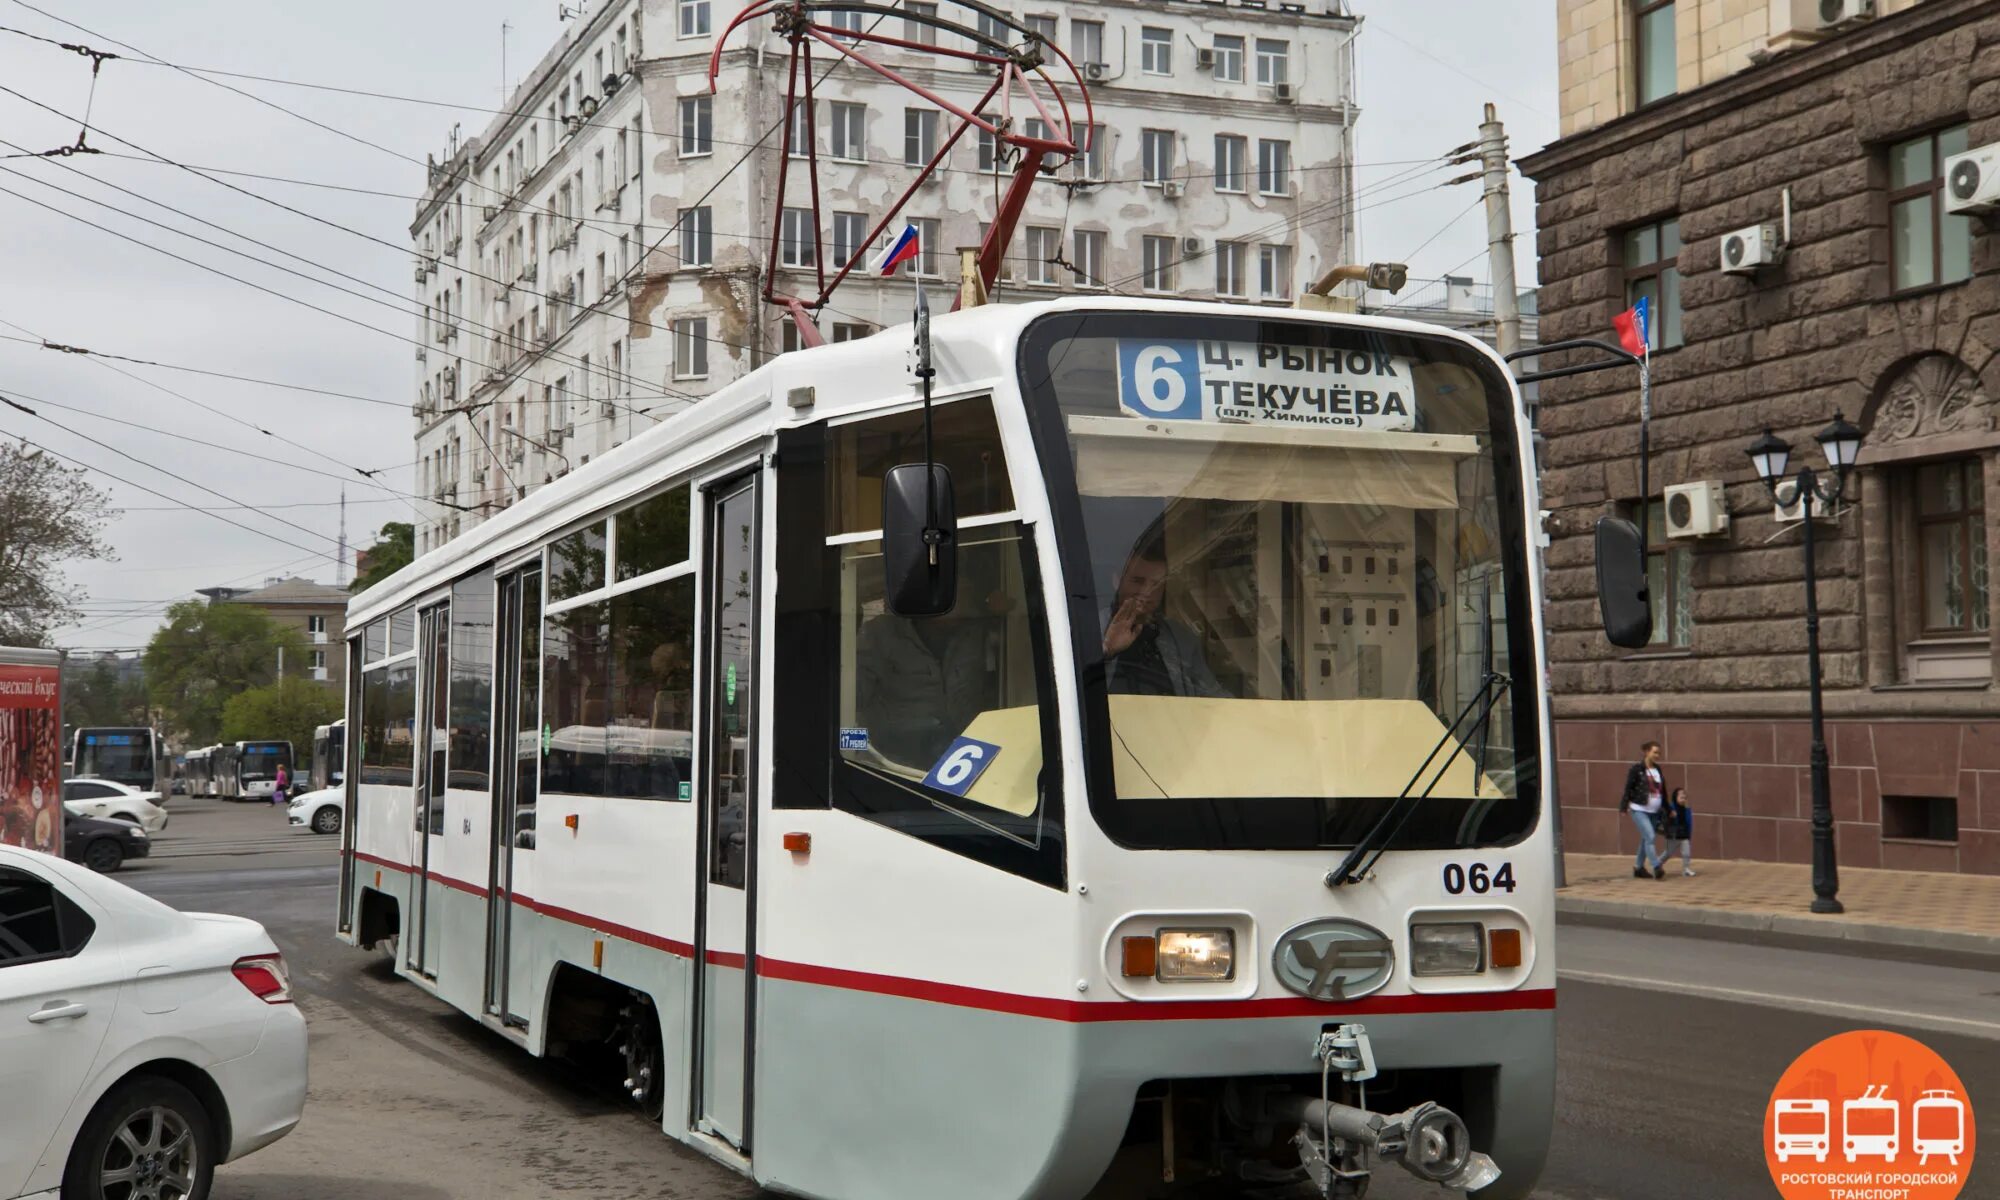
[1324,671,1511,888]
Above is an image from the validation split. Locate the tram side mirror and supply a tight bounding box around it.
[882,462,958,617]
[1594,516,1652,649]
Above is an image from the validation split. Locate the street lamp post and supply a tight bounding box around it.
[1746,413,1863,915]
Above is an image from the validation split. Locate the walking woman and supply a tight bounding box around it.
[1619,740,1668,880]
[272,760,290,808]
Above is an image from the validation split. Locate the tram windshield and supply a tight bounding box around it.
[1020,311,1539,851]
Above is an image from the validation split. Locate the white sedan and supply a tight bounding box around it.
[0,844,307,1200]
[285,788,342,836]
[61,778,170,835]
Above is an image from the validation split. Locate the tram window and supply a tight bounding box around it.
[361,662,417,786]
[514,569,544,847]
[615,487,691,581]
[449,571,495,792]
[549,521,608,602]
[607,575,696,800]
[542,600,611,796]
[389,608,415,656]
[829,396,1014,535]
[364,620,387,662]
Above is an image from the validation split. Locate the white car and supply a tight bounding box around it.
[0,844,307,1200]
[60,779,170,835]
[285,789,342,836]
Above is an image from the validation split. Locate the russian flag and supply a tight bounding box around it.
[872,223,922,277]
[1613,295,1650,357]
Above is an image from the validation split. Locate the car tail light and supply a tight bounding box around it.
[232,953,293,1004]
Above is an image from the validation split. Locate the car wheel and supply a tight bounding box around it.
[61,1075,216,1200]
[83,839,125,874]
[311,806,342,835]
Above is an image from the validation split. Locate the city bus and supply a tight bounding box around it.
[310,720,346,792]
[184,746,215,797]
[69,726,168,794]
[336,297,1566,1200]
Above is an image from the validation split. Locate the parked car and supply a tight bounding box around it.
[61,812,150,874]
[61,778,169,834]
[285,788,342,836]
[0,844,307,1200]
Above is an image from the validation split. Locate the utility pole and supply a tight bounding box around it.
[1479,102,1521,357]
[336,485,349,587]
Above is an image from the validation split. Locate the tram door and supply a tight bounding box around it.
[692,473,760,1150]
[411,602,449,980]
[485,565,542,1023]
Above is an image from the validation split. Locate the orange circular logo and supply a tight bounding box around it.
[1765,1030,1976,1200]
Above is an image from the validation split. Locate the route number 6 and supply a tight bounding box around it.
[922,736,1001,797]
[1132,345,1189,414]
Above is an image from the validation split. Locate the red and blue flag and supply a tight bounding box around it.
[1613,296,1650,357]
[872,223,922,277]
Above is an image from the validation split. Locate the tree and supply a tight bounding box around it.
[220,677,341,763]
[351,521,414,593]
[62,656,151,726]
[0,438,114,645]
[143,600,307,745]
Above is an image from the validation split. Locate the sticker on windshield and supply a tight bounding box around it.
[1116,338,1416,431]
[838,727,870,751]
[922,737,1000,797]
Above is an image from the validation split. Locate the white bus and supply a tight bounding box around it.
[337,297,1568,1200]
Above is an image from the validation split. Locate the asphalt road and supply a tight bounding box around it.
[120,796,2000,1199]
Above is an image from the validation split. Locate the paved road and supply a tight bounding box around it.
[121,798,2000,1199]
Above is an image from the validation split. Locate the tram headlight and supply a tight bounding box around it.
[1153,928,1235,982]
[1409,922,1485,976]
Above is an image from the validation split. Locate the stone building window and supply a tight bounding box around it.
[1625,502,1691,649]
[1622,217,1682,351]
[1633,0,1675,107]
[1889,124,1973,293]
[1914,459,1987,636]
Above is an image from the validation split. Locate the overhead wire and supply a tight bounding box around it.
[0,331,407,411]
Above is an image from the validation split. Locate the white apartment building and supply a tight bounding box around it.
[412,0,1362,549]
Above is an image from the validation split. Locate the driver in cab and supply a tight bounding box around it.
[1102,539,1227,698]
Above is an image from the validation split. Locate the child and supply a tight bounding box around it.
[1660,786,1696,876]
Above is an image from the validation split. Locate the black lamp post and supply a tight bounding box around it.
[1746,413,1863,915]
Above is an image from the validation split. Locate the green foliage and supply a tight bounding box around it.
[0,438,114,646]
[351,522,415,594]
[62,657,150,726]
[220,677,341,765]
[143,600,308,744]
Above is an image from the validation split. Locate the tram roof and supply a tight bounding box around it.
[349,296,1503,626]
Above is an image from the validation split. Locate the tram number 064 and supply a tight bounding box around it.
[1441,861,1517,896]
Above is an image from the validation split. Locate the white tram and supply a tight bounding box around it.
[337,298,1560,1199]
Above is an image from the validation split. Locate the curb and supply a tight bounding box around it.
[1555,894,2000,969]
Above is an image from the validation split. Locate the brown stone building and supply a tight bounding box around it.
[199,578,349,695]
[1521,0,2000,875]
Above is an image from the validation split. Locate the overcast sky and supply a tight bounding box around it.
[0,0,1554,655]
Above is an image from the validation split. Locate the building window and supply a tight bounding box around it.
[679,206,712,267]
[826,8,863,33]
[788,104,812,159]
[781,322,802,354]
[977,127,1001,173]
[679,97,711,156]
[1915,458,1988,635]
[1025,226,1060,285]
[308,615,327,634]
[1076,123,1106,182]
[1635,502,1692,648]
[1634,0,1675,106]
[1890,125,1973,293]
[673,318,709,378]
[831,322,871,342]
[1622,217,1683,351]
[904,108,938,166]
[781,208,816,267]
[908,216,940,276]
[832,211,868,267]
[1141,129,1174,184]
[1255,38,1289,86]
[1072,19,1103,65]
[1214,134,1246,192]
[1142,236,1176,293]
[310,649,327,671]
[1215,241,1246,298]
[679,0,710,38]
[1213,35,1244,83]
[1257,138,1291,195]
[1140,27,1172,74]
[1025,13,1058,43]
[904,1,939,45]
[830,102,866,162]
[1259,243,1293,300]
[1073,229,1105,287]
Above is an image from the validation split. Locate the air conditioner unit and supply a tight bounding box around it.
[1083,62,1109,81]
[1721,224,1780,275]
[1273,82,1297,103]
[1181,236,1202,256]
[602,73,623,95]
[1944,142,2000,215]
[1195,48,1215,70]
[1664,480,1729,538]
[919,172,941,187]
[482,204,499,222]
[1162,180,1185,199]
[1817,0,1873,29]
[1775,488,1836,525]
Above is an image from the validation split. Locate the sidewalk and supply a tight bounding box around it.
[1557,852,2000,962]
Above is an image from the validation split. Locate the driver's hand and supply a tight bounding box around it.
[1103,596,1143,657]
